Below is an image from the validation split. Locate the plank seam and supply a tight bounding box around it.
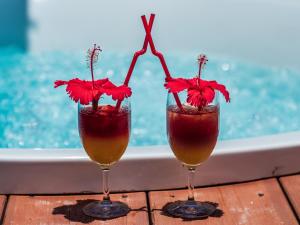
[146,192,153,225]
[0,195,9,225]
[277,177,300,224]
[142,176,280,193]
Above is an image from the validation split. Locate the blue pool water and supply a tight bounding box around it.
[0,47,299,148]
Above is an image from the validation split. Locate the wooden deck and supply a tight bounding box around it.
[0,175,299,225]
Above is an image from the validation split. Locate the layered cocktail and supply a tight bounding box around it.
[167,104,219,167]
[79,105,130,168]
[163,55,230,219]
[54,44,132,219]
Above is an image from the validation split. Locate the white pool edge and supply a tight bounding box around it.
[0,132,300,194]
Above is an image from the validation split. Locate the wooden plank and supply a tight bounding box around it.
[280,174,300,219]
[149,178,298,225]
[3,192,148,225]
[0,195,7,222]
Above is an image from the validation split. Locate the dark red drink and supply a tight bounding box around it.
[79,105,130,167]
[167,105,219,167]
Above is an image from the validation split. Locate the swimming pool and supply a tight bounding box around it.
[1,0,300,194]
[1,47,300,148]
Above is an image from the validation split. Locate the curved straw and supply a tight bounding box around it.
[116,14,183,111]
[141,14,183,111]
[115,15,155,110]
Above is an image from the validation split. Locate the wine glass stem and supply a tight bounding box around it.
[187,167,196,201]
[102,168,110,201]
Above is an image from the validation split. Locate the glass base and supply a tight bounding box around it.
[83,199,130,219]
[162,200,217,219]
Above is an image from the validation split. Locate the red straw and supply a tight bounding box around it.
[141,14,183,111]
[115,14,155,110]
[116,14,183,111]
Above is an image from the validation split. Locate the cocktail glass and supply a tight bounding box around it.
[164,91,219,219]
[78,96,131,219]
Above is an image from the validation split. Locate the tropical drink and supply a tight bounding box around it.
[79,105,130,167]
[167,105,219,167]
[162,54,230,219]
[54,44,132,219]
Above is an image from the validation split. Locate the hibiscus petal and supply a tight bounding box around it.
[65,78,95,104]
[187,89,204,107]
[54,77,132,104]
[202,87,215,104]
[101,80,117,89]
[187,78,214,90]
[208,81,230,102]
[104,84,132,101]
[164,77,190,93]
[94,78,110,87]
[54,80,68,88]
[186,78,218,107]
[54,78,108,105]
[187,77,200,86]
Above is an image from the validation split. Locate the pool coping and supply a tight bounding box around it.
[0,131,300,194]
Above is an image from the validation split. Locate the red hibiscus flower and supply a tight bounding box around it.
[164,55,230,108]
[54,78,131,104]
[54,44,132,105]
